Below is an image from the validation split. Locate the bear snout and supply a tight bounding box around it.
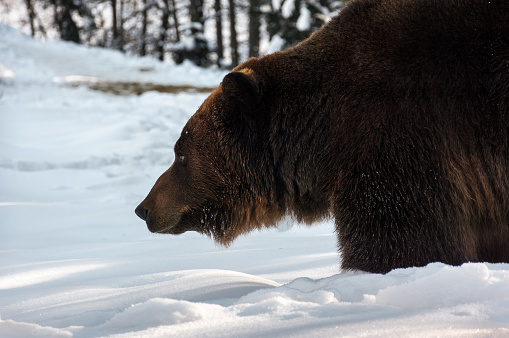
[135,196,185,234]
[135,204,148,221]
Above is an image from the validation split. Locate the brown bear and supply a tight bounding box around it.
[136,0,509,273]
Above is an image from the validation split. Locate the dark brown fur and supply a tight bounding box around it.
[136,0,509,273]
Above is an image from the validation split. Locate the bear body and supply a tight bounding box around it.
[136,0,509,273]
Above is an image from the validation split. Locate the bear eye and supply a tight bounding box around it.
[177,154,186,163]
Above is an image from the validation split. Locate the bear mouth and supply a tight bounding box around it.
[146,210,200,235]
[155,227,186,235]
[148,222,185,234]
[147,218,187,235]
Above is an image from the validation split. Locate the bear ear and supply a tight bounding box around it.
[221,70,261,109]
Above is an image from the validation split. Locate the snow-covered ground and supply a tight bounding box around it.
[1,25,508,337]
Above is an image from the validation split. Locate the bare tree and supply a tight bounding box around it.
[170,0,180,41]
[140,0,148,56]
[228,0,238,67]
[158,0,171,60]
[248,0,260,58]
[112,0,118,41]
[110,0,125,50]
[23,0,36,36]
[215,0,224,67]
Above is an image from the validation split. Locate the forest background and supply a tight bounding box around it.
[0,0,348,68]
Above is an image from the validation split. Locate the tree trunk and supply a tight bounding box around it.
[140,0,148,56]
[170,0,180,41]
[228,0,239,67]
[111,0,124,50]
[111,0,118,42]
[159,0,171,61]
[52,0,80,43]
[189,0,202,25]
[215,0,224,67]
[24,0,36,36]
[248,0,260,58]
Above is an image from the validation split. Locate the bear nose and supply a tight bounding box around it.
[135,204,148,221]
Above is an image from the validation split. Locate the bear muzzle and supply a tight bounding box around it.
[135,202,160,233]
[135,200,189,234]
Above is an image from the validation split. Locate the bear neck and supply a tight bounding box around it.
[249,48,338,224]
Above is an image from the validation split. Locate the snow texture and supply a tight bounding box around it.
[282,0,296,19]
[297,5,312,31]
[1,24,509,337]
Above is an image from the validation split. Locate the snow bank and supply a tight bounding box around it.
[0,24,226,87]
[1,25,508,337]
[3,263,507,337]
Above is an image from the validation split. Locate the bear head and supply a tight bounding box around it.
[135,65,284,246]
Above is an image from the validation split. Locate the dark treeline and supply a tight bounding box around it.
[9,0,347,68]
